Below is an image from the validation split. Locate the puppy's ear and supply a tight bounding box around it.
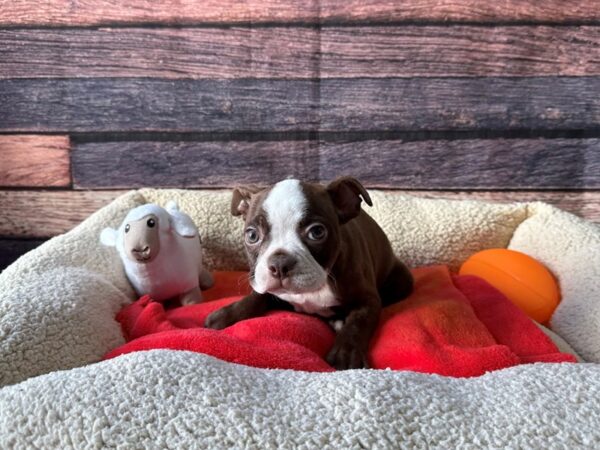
[326,177,372,224]
[231,186,262,218]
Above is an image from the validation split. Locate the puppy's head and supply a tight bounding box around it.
[231,177,372,295]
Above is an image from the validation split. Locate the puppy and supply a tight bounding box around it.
[205,177,413,369]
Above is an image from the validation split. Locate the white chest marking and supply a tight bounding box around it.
[276,283,340,317]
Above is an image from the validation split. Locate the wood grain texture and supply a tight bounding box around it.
[0,190,123,238]
[320,26,600,78]
[318,139,600,189]
[72,141,320,188]
[0,79,318,132]
[0,190,598,243]
[0,239,46,272]
[0,135,70,187]
[3,77,600,132]
[0,28,318,79]
[3,26,600,79]
[71,139,600,190]
[1,1,598,26]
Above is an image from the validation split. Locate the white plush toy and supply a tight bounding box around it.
[100,201,213,304]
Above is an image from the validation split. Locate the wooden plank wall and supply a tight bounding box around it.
[1,1,600,271]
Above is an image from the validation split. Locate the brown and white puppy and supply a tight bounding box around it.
[205,177,413,369]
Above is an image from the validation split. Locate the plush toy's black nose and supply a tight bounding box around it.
[268,252,297,279]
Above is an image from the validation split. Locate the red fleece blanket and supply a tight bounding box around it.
[105,266,576,376]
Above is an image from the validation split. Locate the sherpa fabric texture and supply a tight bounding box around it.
[0,188,599,448]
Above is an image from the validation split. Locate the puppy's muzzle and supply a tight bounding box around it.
[267,251,297,280]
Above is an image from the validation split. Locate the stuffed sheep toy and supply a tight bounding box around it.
[100,201,213,304]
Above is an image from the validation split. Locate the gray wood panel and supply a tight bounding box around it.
[3,78,600,132]
[72,141,319,188]
[71,138,600,189]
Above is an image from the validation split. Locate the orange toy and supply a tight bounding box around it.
[459,249,560,323]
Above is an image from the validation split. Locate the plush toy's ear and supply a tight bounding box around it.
[231,186,262,218]
[326,176,373,224]
[165,200,179,214]
[100,227,118,247]
[167,205,198,238]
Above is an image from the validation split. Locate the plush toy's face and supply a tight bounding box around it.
[123,214,161,263]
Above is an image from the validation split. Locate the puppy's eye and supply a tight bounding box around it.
[125,224,130,233]
[245,227,261,245]
[306,223,327,241]
[147,218,156,228]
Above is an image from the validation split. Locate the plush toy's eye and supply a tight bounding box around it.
[125,224,130,233]
[147,218,156,228]
[306,223,327,241]
[245,227,261,245]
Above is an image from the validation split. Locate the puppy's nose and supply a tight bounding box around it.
[268,252,297,279]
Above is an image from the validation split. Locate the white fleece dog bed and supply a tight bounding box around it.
[1,189,599,448]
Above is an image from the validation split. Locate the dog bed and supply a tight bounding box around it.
[1,188,599,448]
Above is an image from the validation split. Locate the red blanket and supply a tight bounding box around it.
[105,266,576,376]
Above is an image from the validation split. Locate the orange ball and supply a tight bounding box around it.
[459,249,560,323]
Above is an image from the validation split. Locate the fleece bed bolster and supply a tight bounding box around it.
[0,189,598,448]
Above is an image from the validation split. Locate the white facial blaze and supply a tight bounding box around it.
[253,179,331,309]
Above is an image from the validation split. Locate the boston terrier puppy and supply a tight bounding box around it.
[205,177,413,369]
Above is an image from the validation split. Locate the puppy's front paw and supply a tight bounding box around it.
[326,340,369,370]
[204,306,237,330]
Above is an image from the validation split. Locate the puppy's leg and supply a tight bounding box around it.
[326,296,381,370]
[379,258,413,307]
[204,291,271,330]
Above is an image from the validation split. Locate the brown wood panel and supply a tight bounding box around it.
[2,26,600,79]
[72,141,319,189]
[0,239,46,272]
[0,135,70,187]
[0,28,318,79]
[320,26,600,78]
[3,78,600,132]
[0,1,598,26]
[318,139,600,189]
[1,190,598,242]
[0,190,124,238]
[72,138,599,190]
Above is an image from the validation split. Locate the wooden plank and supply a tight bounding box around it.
[0,190,124,238]
[72,141,320,189]
[2,26,600,79]
[0,135,70,187]
[0,28,318,79]
[0,79,318,132]
[0,190,598,243]
[0,1,598,26]
[320,26,600,78]
[318,77,600,131]
[3,78,600,132]
[318,139,600,189]
[72,139,600,190]
[0,239,46,272]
